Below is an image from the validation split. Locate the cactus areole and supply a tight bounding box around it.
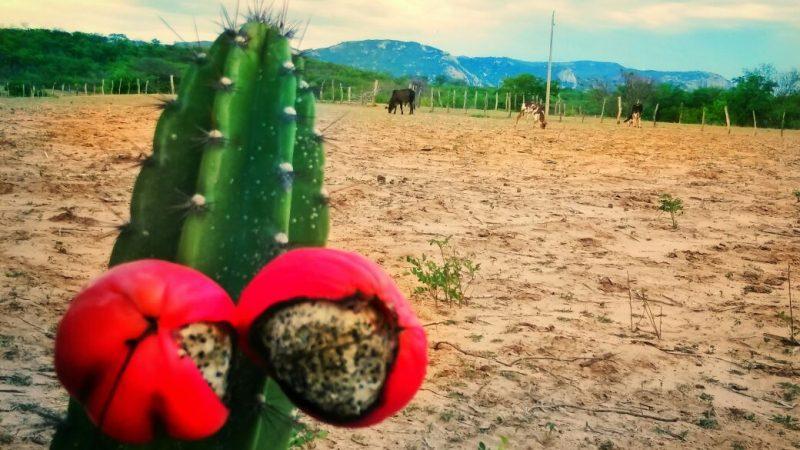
[236,248,428,426]
[54,260,235,444]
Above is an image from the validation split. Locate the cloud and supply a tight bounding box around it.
[597,1,800,30]
[4,0,797,44]
[1,0,797,76]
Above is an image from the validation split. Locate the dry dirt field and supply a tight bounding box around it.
[1,95,799,449]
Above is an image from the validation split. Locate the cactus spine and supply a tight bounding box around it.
[52,16,328,450]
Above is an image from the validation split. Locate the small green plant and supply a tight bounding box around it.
[658,194,684,229]
[439,410,456,422]
[695,409,719,429]
[598,440,615,450]
[699,392,714,402]
[772,415,800,430]
[406,236,480,307]
[793,190,800,202]
[778,311,793,324]
[0,373,32,386]
[288,423,328,449]
[478,436,509,450]
[779,382,800,402]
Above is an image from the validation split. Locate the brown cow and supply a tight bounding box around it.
[515,101,547,128]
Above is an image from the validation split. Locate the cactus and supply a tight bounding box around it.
[52,15,326,450]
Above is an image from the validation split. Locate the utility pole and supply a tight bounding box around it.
[544,10,555,120]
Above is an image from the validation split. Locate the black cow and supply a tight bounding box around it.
[387,89,415,115]
[624,101,643,128]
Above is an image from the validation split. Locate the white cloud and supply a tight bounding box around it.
[2,0,798,50]
[598,1,800,30]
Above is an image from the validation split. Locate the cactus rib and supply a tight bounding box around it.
[109,33,234,266]
[289,56,329,247]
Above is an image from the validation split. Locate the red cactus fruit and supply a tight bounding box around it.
[236,248,427,427]
[54,260,235,444]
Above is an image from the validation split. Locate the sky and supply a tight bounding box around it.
[2,0,799,79]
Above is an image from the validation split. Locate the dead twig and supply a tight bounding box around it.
[631,340,800,376]
[578,352,615,368]
[789,262,796,344]
[433,341,614,369]
[533,403,679,422]
[627,271,634,332]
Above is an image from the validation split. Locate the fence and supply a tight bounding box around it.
[0,77,177,98]
[1,78,794,134]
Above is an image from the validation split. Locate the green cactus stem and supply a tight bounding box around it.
[289,56,329,247]
[109,32,234,266]
[52,15,329,450]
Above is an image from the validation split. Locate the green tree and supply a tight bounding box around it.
[726,68,778,126]
[500,73,558,101]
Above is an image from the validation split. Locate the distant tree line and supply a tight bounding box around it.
[0,28,195,94]
[1,28,797,128]
[561,65,800,129]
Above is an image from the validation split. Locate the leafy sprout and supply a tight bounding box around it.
[658,194,684,229]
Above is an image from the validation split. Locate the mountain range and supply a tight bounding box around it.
[308,39,731,90]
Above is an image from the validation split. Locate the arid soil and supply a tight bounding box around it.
[1,96,799,449]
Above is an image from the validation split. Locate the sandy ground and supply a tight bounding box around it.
[0,95,799,449]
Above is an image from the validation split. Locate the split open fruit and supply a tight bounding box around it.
[236,248,428,427]
[54,260,235,444]
[55,249,428,442]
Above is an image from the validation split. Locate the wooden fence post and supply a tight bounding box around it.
[339,83,344,103]
[752,110,757,136]
[600,98,607,123]
[483,91,488,117]
[473,90,478,110]
[144,80,149,95]
[513,93,517,112]
[437,89,442,108]
[136,79,141,95]
[701,107,706,132]
[84,83,88,95]
[724,105,731,135]
[507,92,512,118]
[118,80,122,95]
[494,91,499,110]
[678,102,683,124]
[347,86,351,103]
[170,75,175,95]
[580,106,585,123]
[430,88,434,113]
[372,80,378,106]
[101,79,105,95]
[462,90,467,114]
[781,110,786,138]
[559,102,563,122]
[616,96,622,125]
[652,103,659,127]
